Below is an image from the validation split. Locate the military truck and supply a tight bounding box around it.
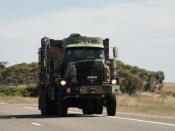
[38,33,119,116]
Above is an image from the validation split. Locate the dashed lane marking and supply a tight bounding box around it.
[32,122,41,126]
[24,106,37,109]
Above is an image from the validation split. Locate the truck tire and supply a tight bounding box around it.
[40,88,51,115]
[82,100,94,115]
[57,90,68,117]
[61,104,68,116]
[40,88,58,116]
[106,94,116,116]
[95,101,103,114]
[82,100,103,115]
[57,101,68,117]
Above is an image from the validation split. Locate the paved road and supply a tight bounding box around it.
[0,103,175,131]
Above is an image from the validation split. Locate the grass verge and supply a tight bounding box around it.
[117,93,175,117]
[0,95,37,104]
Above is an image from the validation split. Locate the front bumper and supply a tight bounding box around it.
[62,84,120,95]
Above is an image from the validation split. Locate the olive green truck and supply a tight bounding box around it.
[38,33,119,116]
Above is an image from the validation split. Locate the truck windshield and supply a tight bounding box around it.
[64,48,104,61]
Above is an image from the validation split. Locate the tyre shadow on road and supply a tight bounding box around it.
[0,113,104,120]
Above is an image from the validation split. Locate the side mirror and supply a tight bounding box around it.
[113,47,118,58]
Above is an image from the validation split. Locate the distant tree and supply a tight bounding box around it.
[0,61,8,81]
[0,61,8,70]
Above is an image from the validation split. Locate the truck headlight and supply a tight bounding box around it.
[111,79,117,85]
[60,80,66,86]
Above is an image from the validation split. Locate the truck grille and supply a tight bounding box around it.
[76,61,103,85]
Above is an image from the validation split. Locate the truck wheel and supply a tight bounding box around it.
[57,101,68,117]
[61,104,68,116]
[94,100,103,114]
[94,106,103,114]
[57,90,68,117]
[82,100,103,115]
[40,88,58,116]
[82,100,94,115]
[106,94,116,116]
[40,88,51,115]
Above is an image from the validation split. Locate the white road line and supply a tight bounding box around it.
[24,107,37,110]
[106,116,117,119]
[92,114,104,117]
[32,122,41,126]
[117,112,175,119]
[107,116,175,127]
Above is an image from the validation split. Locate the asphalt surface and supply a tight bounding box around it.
[0,103,175,131]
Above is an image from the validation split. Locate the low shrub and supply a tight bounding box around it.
[0,84,38,97]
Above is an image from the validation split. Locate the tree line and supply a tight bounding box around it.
[0,61,164,95]
[0,62,38,85]
[116,60,164,95]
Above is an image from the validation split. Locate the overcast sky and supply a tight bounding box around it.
[0,0,174,81]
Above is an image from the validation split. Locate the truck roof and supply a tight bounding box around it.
[63,34,104,49]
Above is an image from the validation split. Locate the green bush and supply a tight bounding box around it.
[0,84,38,97]
[26,84,38,97]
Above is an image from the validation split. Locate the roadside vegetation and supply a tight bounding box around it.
[0,95,37,104]
[0,62,37,85]
[116,60,164,95]
[117,82,175,116]
[0,84,38,97]
[118,93,175,116]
